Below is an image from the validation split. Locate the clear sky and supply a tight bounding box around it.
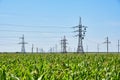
[0,0,120,52]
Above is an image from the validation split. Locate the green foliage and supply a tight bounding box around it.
[0,53,120,80]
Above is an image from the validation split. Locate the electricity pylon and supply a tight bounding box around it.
[97,44,99,53]
[61,38,63,53]
[103,37,111,53]
[32,44,34,53]
[19,34,28,53]
[55,44,57,53]
[73,17,87,53]
[61,36,67,53]
[36,47,38,53]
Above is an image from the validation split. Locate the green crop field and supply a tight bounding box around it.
[0,53,120,80]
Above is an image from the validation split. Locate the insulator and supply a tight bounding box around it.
[82,37,84,39]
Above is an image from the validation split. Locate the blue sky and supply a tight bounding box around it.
[0,0,120,52]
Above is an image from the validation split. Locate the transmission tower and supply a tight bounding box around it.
[61,38,63,53]
[61,36,67,53]
[32,44,34,53]
[55,44,58,53]
[73,17,87,53]
[97,44,99,53]
[36,47,38,53]
[103,37,111,53]
[19,34,28,53]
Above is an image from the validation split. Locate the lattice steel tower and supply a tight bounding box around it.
[103,37,111,53]
[61,38,63,53]
[74,17,87,53]
[19,34,28,53]
[32,44,34,53]
[61,36,67,53]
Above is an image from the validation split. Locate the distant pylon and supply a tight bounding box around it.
[36,47,38,53]
[55,44,57,53]
[103,37,111,53]
[32,44,34,53]
[62,36,67,53]
[61,38,63,53]
[73,17,87,53]
[19,34,28,53]
[97,44,99,53]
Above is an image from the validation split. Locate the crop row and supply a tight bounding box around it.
[0,53,120,80]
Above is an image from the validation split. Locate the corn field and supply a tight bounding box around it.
[0,53,120,80]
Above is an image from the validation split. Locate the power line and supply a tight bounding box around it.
[0,43,18,45]
[0,36,73,39]
[0,23,70,28]
[0,30,71,33]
